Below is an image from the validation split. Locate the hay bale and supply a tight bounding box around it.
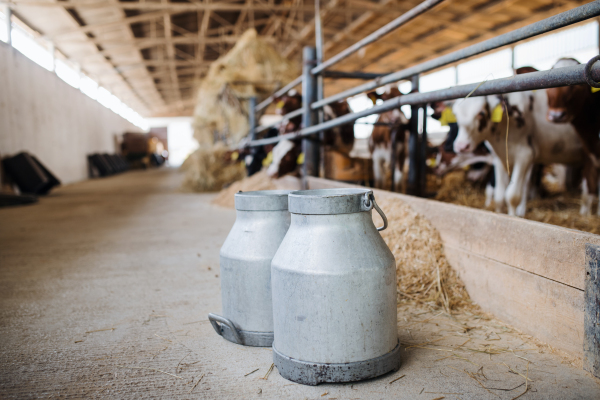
[192,29,299,147]
[181,144,246,192]
[374,193,472,311]
[212,170,278,208]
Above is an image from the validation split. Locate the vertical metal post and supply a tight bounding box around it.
[4,5,12,46]
[248,96,257,140]
[419,104,428,196]
[302,46,318,188]
[315,0,325,177]
[407,74,421,196]
[585,243,600,378]
[389,127,398,192]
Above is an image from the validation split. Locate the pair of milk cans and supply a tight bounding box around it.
[208,188,400,385]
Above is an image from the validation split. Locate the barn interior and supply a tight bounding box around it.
[1,0,600,398]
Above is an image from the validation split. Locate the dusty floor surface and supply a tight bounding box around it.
[1,168,599,399]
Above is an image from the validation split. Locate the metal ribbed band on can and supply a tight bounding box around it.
[288,188,373,215]
[234,190,293,211]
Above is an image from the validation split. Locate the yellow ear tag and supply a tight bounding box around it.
[230,151,239,161]
[276,100,285,109]
[262,151,273,167]
[491,104,504,123]
[296,152,305,165]
[592,87,600,93]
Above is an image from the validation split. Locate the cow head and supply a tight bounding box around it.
[274,91,302,116]
[546,58,585,123]
[273,91,303,134]
[453,97,492,153]
[366,86,402,104]
[266,139,301,178]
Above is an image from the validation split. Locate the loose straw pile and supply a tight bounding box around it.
[374,193,473,312]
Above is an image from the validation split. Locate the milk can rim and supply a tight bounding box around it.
[234,190,293,211]
[288,188,374,215]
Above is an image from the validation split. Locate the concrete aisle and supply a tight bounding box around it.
[1,168,599,399]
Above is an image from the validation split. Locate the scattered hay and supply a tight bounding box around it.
[212,170,278,208]
[374,193,473,312]
[435,170,600,235]
[181,144,246,193]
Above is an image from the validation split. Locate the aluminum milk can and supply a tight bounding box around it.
[209,190,292,347]
[271,188,400,385]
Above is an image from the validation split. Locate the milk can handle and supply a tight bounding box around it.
[365,193,388,232]
[208,313,243,344]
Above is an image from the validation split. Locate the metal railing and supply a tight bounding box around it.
[244,0,600,194]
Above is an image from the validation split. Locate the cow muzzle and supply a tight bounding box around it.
[547,109,568,123]
[454,140,472,153]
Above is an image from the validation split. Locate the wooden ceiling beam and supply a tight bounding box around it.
[10,0,412,14]
[56,33,276,47]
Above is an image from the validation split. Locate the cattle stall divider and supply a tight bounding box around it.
[242,0,600,376]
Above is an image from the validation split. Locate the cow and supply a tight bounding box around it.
[453,89,583,217]
[322,101,356,156]
[366,86,409,191]
[266,92,355,178]
[274,91,303,135]
[546,58,600,215]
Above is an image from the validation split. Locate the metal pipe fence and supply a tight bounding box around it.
[248,61,600,147]
[243,0,600,194]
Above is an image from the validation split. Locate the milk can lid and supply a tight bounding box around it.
[234,190,293,211]
[288,188,374,215]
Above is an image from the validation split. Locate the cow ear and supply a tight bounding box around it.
[366,92,378,104]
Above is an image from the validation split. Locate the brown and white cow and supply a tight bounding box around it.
[366,86,409,191]
[266,93,355,178]
[546,58,600,215]
[453,89,583,217]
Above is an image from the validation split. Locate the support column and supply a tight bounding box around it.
[585,243,600,378]
[407,74,421,196]
[302,46,318,188]
[419,104,428,196]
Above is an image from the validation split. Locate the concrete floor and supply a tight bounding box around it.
[1,168,599,399]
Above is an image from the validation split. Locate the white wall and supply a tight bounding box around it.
[0,42,141,185]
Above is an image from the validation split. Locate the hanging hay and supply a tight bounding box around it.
[373,193,473,312]
[192,29,299,147]
[212,170,278,208]
[181,144,246,192]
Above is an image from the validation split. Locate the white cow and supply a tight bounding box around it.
[453,90,582,217]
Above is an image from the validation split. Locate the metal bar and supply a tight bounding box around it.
[302,46,319,185]
[585,243,600,379]
[254,108,304,135]
[315,0,325,177]
[389,128,398,192]
[407,75,420,196]
[255,75,302,111]
[311,1,600,110]
[311,0,445,75]
[323,70,392,80]
[247,61,600,147]
[420,104,428,195]
[248,96,257,140]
